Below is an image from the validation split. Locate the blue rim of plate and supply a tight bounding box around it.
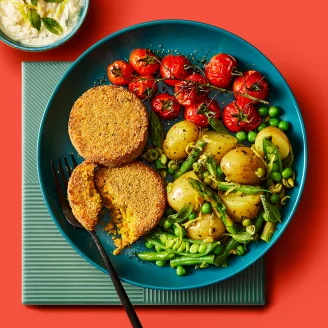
[37,19,308,290]
[0,0,89,52]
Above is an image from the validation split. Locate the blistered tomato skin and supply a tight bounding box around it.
[151,93,181,120]
[233,70,269,105]
[223,101,261,132]
[129,48,159,76]
[128,75,158,99]
[205,53,238,88]
[175,73,209,106]
[107,60,133,86]
[160,54,192,86]
[184,98,221,128]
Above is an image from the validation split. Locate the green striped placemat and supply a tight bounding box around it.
[22,62,265,305]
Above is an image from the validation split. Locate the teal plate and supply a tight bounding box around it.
[37,20,307,290]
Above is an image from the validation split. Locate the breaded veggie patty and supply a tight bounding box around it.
[69,85,148,167]
[94,161,166,254]
[67,162,102,231]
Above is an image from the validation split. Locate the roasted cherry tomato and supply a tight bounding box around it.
[128,75,158,100]
[151,93,181,120]
[233,70,269,105]
[223,101,261,132]
[107,60,133,86]
[160,54,192,86]
[175,73,208,106]
[205,53,239,88]
[184,98,221,128]
[129,48,159,76]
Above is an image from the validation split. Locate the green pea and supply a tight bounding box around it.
[174,226,186,238]
[258,106,269,117]
[145,241,154,249]
[278,121,289,131]
[164,207,176,216]
[236,131,247,143]
[242,219,252,227]
[268,106,280,117]
[156,260,167,267]
[257,122,267,131]
[203,177,212,185]
[198,244,207,253]
[247,131,257,143]
[268,118,279,127]
[271,171,282,182]
[168,168,175,175]
[189,243,199,253]
[271,162,279,172]
[176,266,186,276]
[236,245,246,256]
[282,167,293,179]
[163,219,172,230]
[188,212,197,220]
[203,171,210,179]
[270,194,280,204]
[213,245,223,255]
[201,202,212,214]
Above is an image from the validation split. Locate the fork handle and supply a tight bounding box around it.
[89,230,143,328]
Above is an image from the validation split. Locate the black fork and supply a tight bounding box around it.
[51,154,142,328]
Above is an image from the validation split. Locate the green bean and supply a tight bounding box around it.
[260,222,276,242]
[254,210,265,233]
[170,255,215,268]
[150,111,164,149]
[137,251,176,261]
[236,245,246,256]
[145,241,154,249]
[213,238,239,267]
[188,178,237,234]
[173,140,207,180]
[216,182,269,194]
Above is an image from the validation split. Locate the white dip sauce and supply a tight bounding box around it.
[0,0,82,46]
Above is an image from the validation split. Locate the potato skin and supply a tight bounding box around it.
[220,147,266,185]
[186,213,226,240]
[255,126,290,160]
[167,171,203,211]
[218,192,263,223]
[202,131,237,164]
[163,120,199,160]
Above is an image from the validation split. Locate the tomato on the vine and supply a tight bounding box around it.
[151,93,181,120]
[184,98,221,128]
[160,54,192,86]
[107,60,133,86]
[233,70,269,105]
[174,73,208,106]
[129,48,159,76]
[128,75,158,100]
[223,101,261,132]
[205,53,239,88]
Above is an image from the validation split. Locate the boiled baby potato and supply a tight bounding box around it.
[163,120,199,160]
[186,213,226,241]
[218,192,263,223]
[167,171,203,212]
[220,147,266,185]
[202,131,237,164]
[255,126,290,160]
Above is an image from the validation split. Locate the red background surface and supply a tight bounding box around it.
[0,0,327,327]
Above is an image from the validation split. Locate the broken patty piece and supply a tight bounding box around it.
[67,162,102,231]
[94,161,166,254]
